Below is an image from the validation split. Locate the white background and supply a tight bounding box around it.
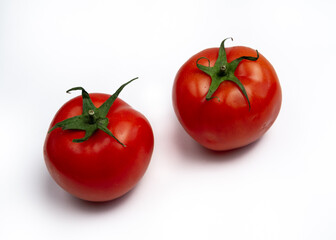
[1,0,335,239]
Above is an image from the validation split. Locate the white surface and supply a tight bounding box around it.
[1,0,336,239]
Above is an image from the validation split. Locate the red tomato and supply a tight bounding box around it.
[172,39,282,151]
[44,80,154,202]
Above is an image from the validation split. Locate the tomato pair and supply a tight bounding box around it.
[44,39,281,202]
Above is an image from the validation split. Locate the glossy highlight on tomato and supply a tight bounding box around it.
[44,80,154,202]
[172,39,282,151]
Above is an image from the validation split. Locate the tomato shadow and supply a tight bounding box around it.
[172,120,262,164]
[68,188,137,213]
[43,172,137,214]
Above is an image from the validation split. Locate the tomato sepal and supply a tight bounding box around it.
[48,77,138,146]
[196,37,259,109]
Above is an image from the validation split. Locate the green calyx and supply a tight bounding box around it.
[196,37,259,109]
[48,78,138,146]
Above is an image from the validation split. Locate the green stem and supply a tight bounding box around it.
[219,65,227,76]
[88,110,96,124]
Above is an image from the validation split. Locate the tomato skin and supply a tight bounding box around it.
[172,46,282,151]
[44,94,154,202]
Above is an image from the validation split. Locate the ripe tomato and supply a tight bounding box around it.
[44,79,154,202]
[172,38,282,151]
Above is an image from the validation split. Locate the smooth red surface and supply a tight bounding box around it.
[44,94,154,202]
[172,46,282,151]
